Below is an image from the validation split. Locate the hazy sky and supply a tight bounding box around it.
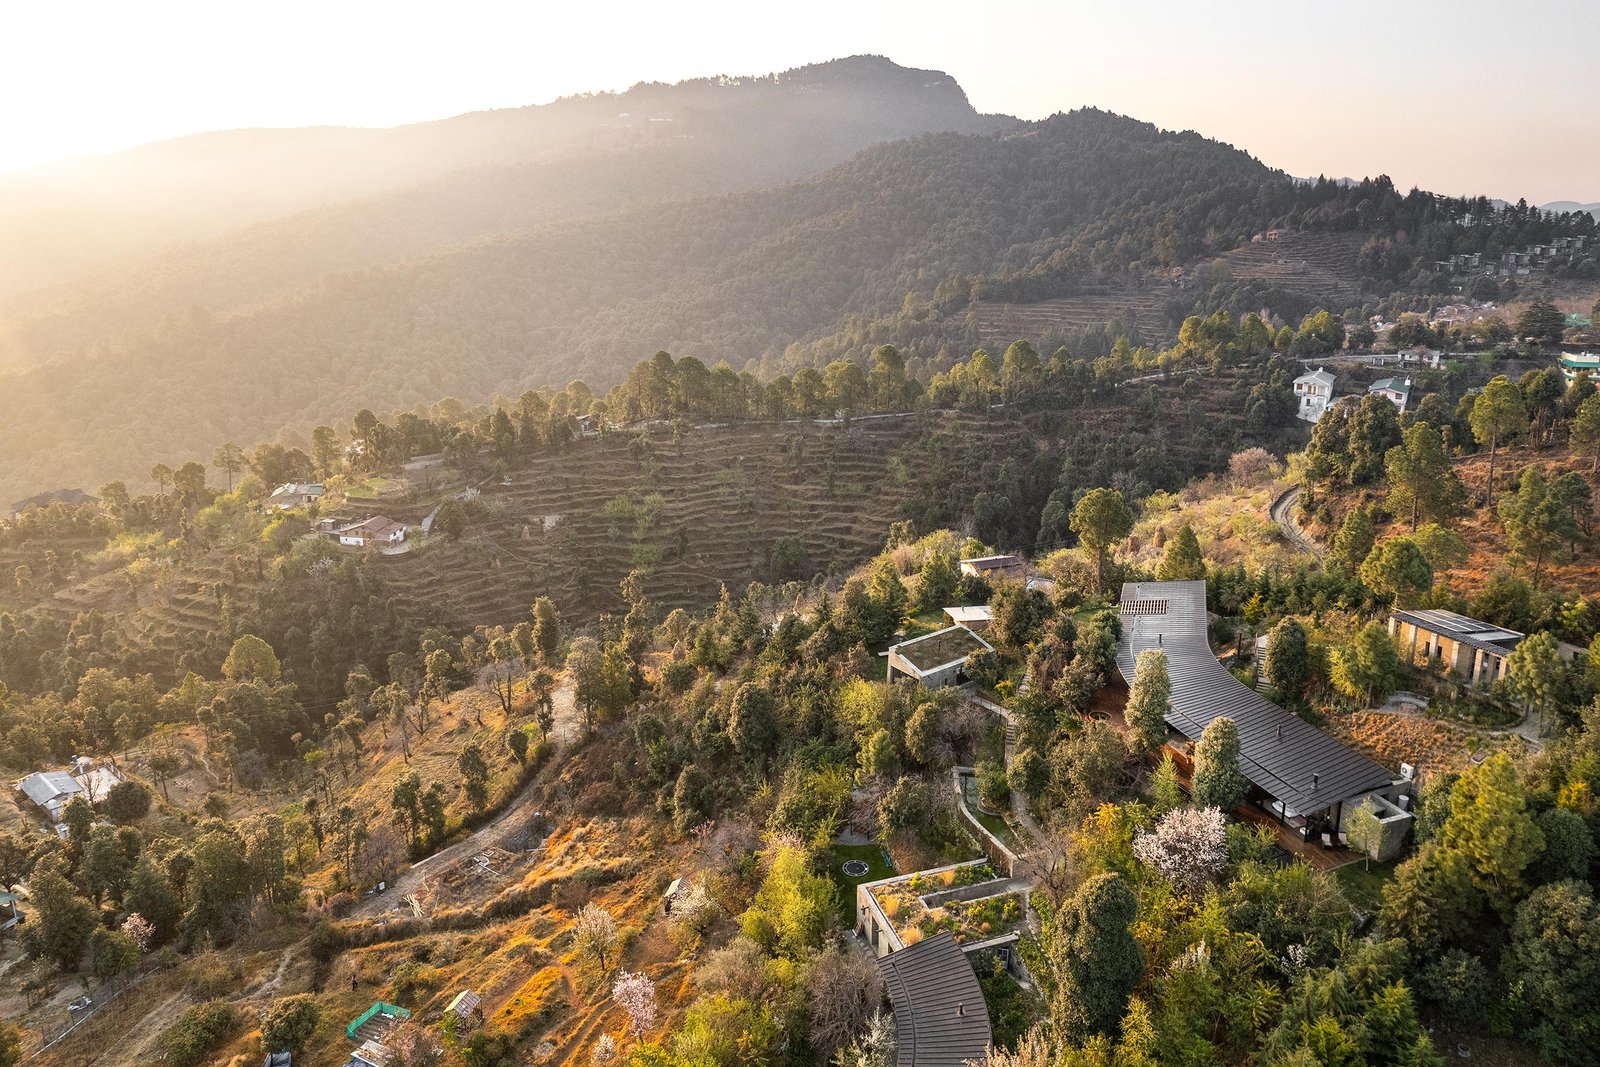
[7,0,1597,203]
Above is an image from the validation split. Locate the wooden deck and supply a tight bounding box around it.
[1235,804,1361,872]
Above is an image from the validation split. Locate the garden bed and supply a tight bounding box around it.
[863,860,1024,948]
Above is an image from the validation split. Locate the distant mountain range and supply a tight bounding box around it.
[1542,201,1600,219]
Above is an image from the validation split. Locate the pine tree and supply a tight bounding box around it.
[1264,618,1310,699]
[1155,524,1206,581]
[1124,649,1171,756]
[1191,717,1248,812]
[1050,873,1144,1044]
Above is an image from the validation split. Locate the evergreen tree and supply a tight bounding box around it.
[1385,423,1464,530]
[1331,508,1376,571]
[1071,488,1135,595]
[1191,717,1248,811]
[1050,873,1144,1045]
[1360,537,1434,606]
[1571,392,1600,475]
[1155,524,1205,581]
[1441,752,1543,907]
[1470,376,1528,500]
[1124,649,1170,756]
[1499,465,1576,584]
[1330,621,1400,706]
[1264,618,1310,699]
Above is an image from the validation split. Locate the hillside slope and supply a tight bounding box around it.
[0,55,996,305]
[0,109,1290,500]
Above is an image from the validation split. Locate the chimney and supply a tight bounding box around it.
[957,1003,966,1017]
[1276,724,1283,741]
[1312,773,1320,791]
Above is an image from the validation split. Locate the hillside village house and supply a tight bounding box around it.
[1118,581,1414,858]
[1292,367,1336,423]
[336,516,408,547]
[1389,608,1525,686]
[1368,376,1412,413]
[885,625,993,687]
[0,892,20,932]
[267,482,325,509]
[870,931,992,1067]
[958,554,1026,581]
[16,770,83,823]
[1559,352,1599,385]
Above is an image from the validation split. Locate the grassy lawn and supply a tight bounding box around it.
[1334,856,1401,911]
[821,842,897,922]
[345,476,395,500]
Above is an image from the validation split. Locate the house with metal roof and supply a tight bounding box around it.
[0,891,22,932]
[1388,608,1523,686]
[876,932,992,1067]
[886,626,994,688]
[1368,376,1412,412]
[16,771,84,822]
[1117,581,1410,848]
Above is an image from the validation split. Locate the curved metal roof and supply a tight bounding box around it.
[878,932,992,1067]
[1117,581,1394,815]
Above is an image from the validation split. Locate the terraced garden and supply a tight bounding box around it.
[1217,231,1370,308]
[973,286,1174,344]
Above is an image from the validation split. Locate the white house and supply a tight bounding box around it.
[337,516,409,547]
[267,482,325,510]
[1369,377,1412,413]
[1292,367,1336,423]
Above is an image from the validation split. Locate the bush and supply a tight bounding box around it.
[163,1001,240,1067]
[261,994,321,1053]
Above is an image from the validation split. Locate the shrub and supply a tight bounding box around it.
[163,1001,240,1067]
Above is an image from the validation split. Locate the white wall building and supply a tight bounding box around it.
[1293,367,1336,423]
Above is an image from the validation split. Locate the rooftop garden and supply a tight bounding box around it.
[895,626,989,672]
[864,861,1025,948]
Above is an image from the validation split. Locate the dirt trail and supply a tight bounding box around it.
[351,685,573,918]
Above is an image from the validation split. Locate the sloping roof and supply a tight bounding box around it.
[340,516,406,538]
[1391,609,1524,655]
[960,554,1025,574]
[1117,581,1393,815]
[878,932,992,1067]
[1369,377,1412,395]
[890,626,994,675]
[18,771,83,808]
[1295,367,1335,388]
[942,606,994,625]
[10,488,96,515]
[446,989,481,1016]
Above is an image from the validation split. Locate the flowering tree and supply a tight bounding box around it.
[121,913,154,953]
[573,903,619,974]
[590,1034,618,1064]
[1133,806,1228,889]
[611,970,658,1036]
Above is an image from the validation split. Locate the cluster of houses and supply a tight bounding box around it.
[1439,235,1589,278]
[1291,367,1413,423]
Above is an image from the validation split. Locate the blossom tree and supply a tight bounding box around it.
[120,913,155,953]
[612,970,658,1036]
[1133,806,1228,889]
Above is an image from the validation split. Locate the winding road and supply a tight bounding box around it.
[1270,485,1322,558]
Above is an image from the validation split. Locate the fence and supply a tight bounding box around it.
[24,963,159,1061]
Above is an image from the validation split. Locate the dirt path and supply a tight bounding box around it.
[351,685,573,918]
[1270,485,1322,558]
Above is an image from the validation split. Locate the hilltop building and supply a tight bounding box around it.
[16,770,84,823]
[1117,581,1413,857]
[1292,367,1336,423]
[1388,609,1524,686]
[885,626,993,688]
[334,516,409,547]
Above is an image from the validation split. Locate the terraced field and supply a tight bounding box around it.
[379,414,1006,630]
[1217,231,1370,307]
[973,286,1175,345]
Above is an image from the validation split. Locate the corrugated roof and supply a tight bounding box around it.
[879,932,992,1067]
[1391,609,1523,655]
[1370,377,1412,394]
[1117,581,1394,815]
[17,771,82,808]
